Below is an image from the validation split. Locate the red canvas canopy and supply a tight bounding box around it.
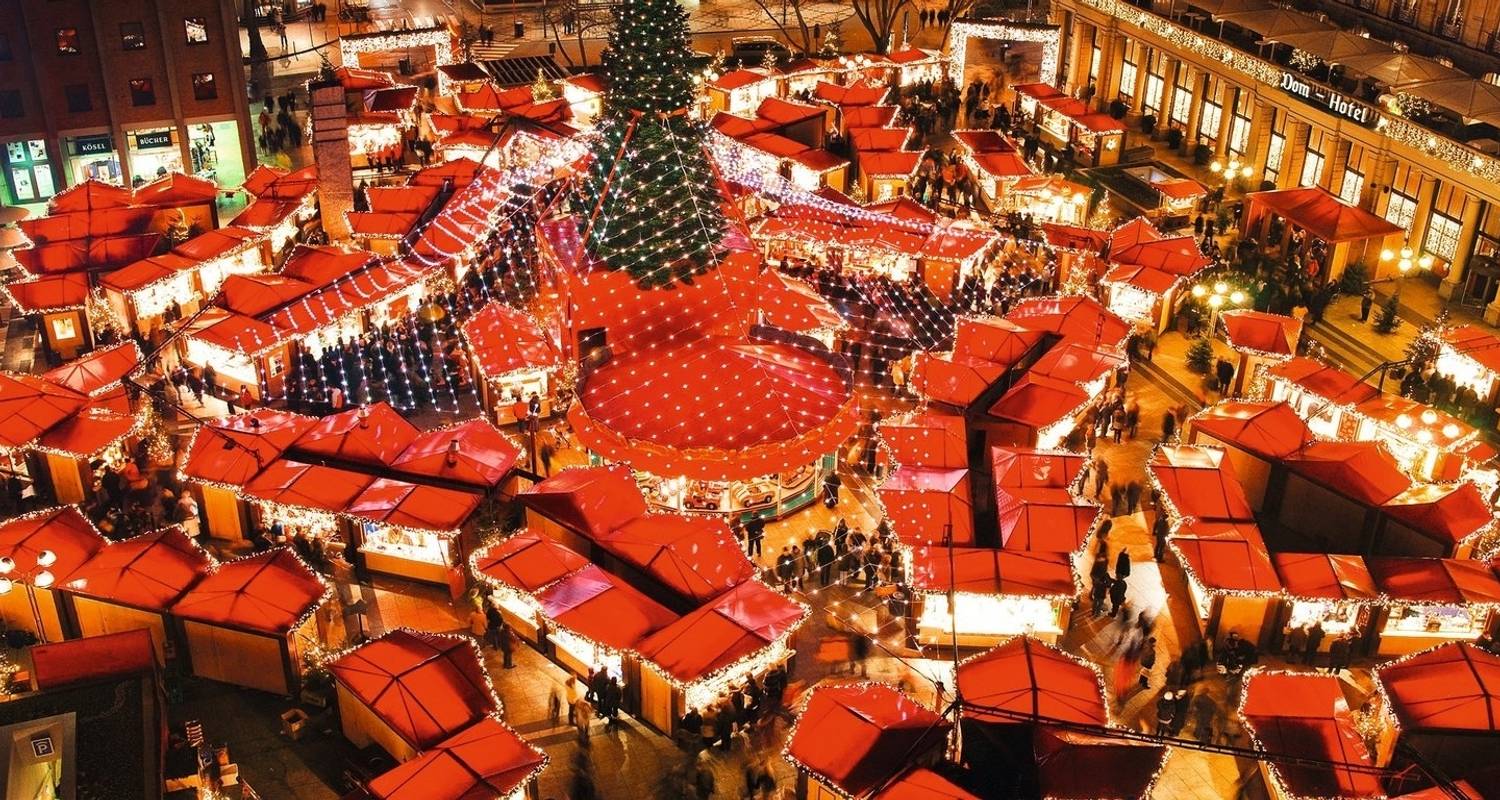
[220,274,317,316]
[910,352,1007,407]
[410,158,485,189]
[390,419,519,490]
[787,684,950,798]
[1240,672,1384,800]
[842,105,899,128]
[1043,223,1110,252]
[332,65,397,91]
[42,341,139,397]
[857,150,922,177]
[1368,557,1500,605]
[879,411,968,469]
[851,126,913,152]
[872,768,978,800]
[0,373,86,449]
[538,565,678,651]
[460,302,563,379]
[878,467,973,545]
[1381,483,1493,547]
[473,530,588,593]
[182,410,315,485]
[571,337,858,481]
[813,80,889,107]
[366,716,546,800]
[1170,524,1282,594]
[48,179,134,213]
[1268,357,1380,405]
[599,515,756,603]
[64,527,210,611]
[101,252,198,293]
[1247,186,1403,243]
[952,317,1044,365]
[29,629,156,690]
[0,507,106,585]
[1005,295,1130,348]
[1190,401,1311,459]
[1272,553,1378,601]
[992,448,1085,490]
[1440,324,1500,375]
[1149,445,1255,521]
[173,226,259,261]
[1285,441,1412,506]
[366,85,418,114]
[171,547,326,634]
[267,258,435,337]
[1220,310,1302,357]
[1032,726,1168,800]
[348,211,419,238]
[1013,83,1066,101]
[756,96,826,126]
[996,487,1100,553]
[521,466,648,539]
[292,403,419,467]
[1109,234,1209,276]
[1027,341,1124,386]
[1376,642,1500,733]
[958,637,1106,726]
[908,547,1075,596]
[636,580,805,683]
[37,406,141,458]
[243,460,375,516]
[329,629,498,751]
[241,165,317,201]
[347,479,481,533]
[1103,264,1177,295]
[987,374,1088,428]
[4,273,90,313]
[133,173,219,207]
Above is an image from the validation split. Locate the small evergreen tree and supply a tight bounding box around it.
[1186,335,1215,374]
[1372,292,1402,333]
[573,0,727,288]
[1338,261,1369,296]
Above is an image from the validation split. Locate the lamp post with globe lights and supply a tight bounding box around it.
[1191,279,1248,333]
[0,549,58,643]
[1379,245,1434,298]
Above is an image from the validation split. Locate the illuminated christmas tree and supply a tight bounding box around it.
[573,0,727,288]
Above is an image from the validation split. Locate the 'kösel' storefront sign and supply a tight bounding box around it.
[1280,72,1377,126]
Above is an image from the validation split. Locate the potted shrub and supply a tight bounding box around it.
[1193,143,1212,165]
[1165,127,1184,150]
[1140,113,1157,135]
[1109,98,1128,119]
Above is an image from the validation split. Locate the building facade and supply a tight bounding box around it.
[1048,0,1500,322]
[0,0,253,209]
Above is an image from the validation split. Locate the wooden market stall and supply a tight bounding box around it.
[1219,310,1302,397]
[363,716,548,800]
[785,683,953,800]
[169,547,329,694]
[1099,217,1211,332]
[1012,83,1125,166]
[1373,642,1500,779]
[60,527,211,661]
[1270,552,1380,656]
[1366,557,1500,657]
[460,301,564,425]
[1187,400,1313,509]
[1168,521,1284,648]
[179,409,317,542]
[0,507,107,643]
[1239,670,1386,800]
[1242,186,1404,286]
[100,225,267,337]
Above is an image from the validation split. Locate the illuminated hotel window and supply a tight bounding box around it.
[1119,59,1137,101]
[1264,132,1285,183]
[1385,190,1418,232]
[55,28,80,55]
[1425,211,1462,261]
[1300,149,1325,188]
[1143,72,1164,115]
[1339,169,1364,206]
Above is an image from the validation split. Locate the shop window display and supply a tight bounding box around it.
[3,139,54,206]
[185,18,209,45]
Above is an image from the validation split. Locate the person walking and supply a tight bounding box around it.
[484,601,503,651]
[1108,576,1128,616]
[1126,480,1142,514]
[498,622,515,669]
[1151,513,1169,562]
[817,537,836,586]
[1155,689,1178,735]
[1304,620,1325,666]
[1215,358,1235,396]
[572,695,594,743]
[1284,624,1308,662]
[1115,547,1131,581]
[1093,456,1110,500]
[1089,562,1111,616]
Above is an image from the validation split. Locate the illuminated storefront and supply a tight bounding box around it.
[125,127,183,186]
[1,139,56,207]
[62,134,122,185]
[188,119,246,189]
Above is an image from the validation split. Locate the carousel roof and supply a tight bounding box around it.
[0,506,107,586]
[635,580,806,683]
[329,629,498,751]
[1189,401,1312,459]
[365,716,547,800]
[473,530,590,593]
[957,637,1107,726]
[786,683,950,798]
[1376,642,1500,733]
[64,527,211,611]
[170,547,326,634]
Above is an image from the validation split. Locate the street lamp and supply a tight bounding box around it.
[0,550,57,643]
[1192,279,1246,331]
[1379,245,1434,297]
[1209,156,1255,182]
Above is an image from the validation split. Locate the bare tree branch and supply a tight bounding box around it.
[851,0,910,54]
[746,0,816,53]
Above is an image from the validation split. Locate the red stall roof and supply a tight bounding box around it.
[872,768,978,800]
[48,179,134,213]
[171,548,326,634]
[636,580,806,683]
[42,341,139,397]
[173,225,260,261]
[37,406,140,458]
[347,479,481,533]
[1441,324,1500,375]
[366,716,547,800]
[1241,671,1385,800]
[911,352,1007,408]
[987,374,1088,428]
[329,629,498,751]
[1272,553,1378,601]
[30,629,157,692]
[908,547,1075,596]
[460,302,563,379]
[243,460,375,516]
[1247,186,1404,243]
[1381,482,1494,547]
[842,105,899,128]
[787,684,950,798]
[1267,357,1381,406]
[958,637,1107,726]
[1376,642,1500,733]
[1368,557,1500,605]
[996,488,1100,553]
[878,467,973,545]
[292,403,420,467]
[538,565,678,652]
[992,448,1086,490]
[850,126,913,152]
[952,317,1045,366]
[1006,295,1130,348]
[0,506,106,585]
[1109,234,1209,276]
[1149,445,1256,522]
[1190,401,1312,459]
[390,418,519,490]
[4,273,90,313]
[756,96,827,126]
[521,466,648,539]
[1171,524,1282,594]
[1220,309,1303,357]
[1027,341,1124,386]
[1285,440,1412,506]
[64,527,211,611]
[599,514,756,603]
[0,373,87,449]
[813,80,889,107]
[133,173,220,207]
[410,158,485,189]
[879,411,968,469]
[182,410,316,486]
[1032,726,1168,800]
[473,530,589,593]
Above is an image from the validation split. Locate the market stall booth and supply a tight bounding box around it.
[1366,557,1500,656]
[1433,324,1500,406]
[1263,358,1380,440]
[1271,552,1380,656]
[363,716,547,800]
[348,184,441,255]
[1006,295,1132,349]
[1186,401,1313,495]
[169,547,328,694]
[706,69,779,115]
[180,409,316,542]
[877,467,974,546]
[1274,440,1414,554]
[906,546,1076,647]
[1242,187,1404,286]
[1003,176,1092,226]
[888,48,945,86]
[985,374,1091,450]
[1099,217,1211,332]
[60,527,211,661]
[1041,223,1110,288]
[328,629,498,762]
[785,683,954,800]
[0,506,107,643]
[230,166,318,255]
[561,73,605,128]
[909,318,1045,410]
[1219,310,1302,397]
[460,302,564,425]
[1012,83,1125,166]
[1169,521,1284,647]
[1239,670,1386,800]
[131,171,223,232]
[877,410,969,470]
[1372,641,1500,780]
[101,225,267,337]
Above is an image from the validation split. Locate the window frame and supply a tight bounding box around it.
[120,22,146,51]
[128,77,156,107]
[184,17,210,46]
[191,72,217,101]
[55,28,81,56]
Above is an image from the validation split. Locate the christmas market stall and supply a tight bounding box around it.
[1239,670,1385,800]
[328,628,498,762]
[1242,187,1404,286]
[1168,520,1283,647]
[909,317,1045,410]
[1219,310,1302,397]
[363,716,548,800]
[60,527,211,661]
[460,302,564,425]
[348,184,441,255]
[888,48,946,86]
[231,166,318,255]
[1098,217,1211,331]
[954,129,1033,207]
[1005,295,1132,349]
[1000,176,1093,226]
[179,409,316,541]
[1372,641,1500,780]
[1270,552,1380,655]
[1186,401,1313,498]
[169,547,329,694]
[1366,557,1500,656]
[784,682,954,800]
[706,69,778,115]
[0,506,107,643]
[1432,324,1500,406]
[100,224,268,337]
[1274,441,1414,553]
[1011,83,1125,167]
[561,74,606,128]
